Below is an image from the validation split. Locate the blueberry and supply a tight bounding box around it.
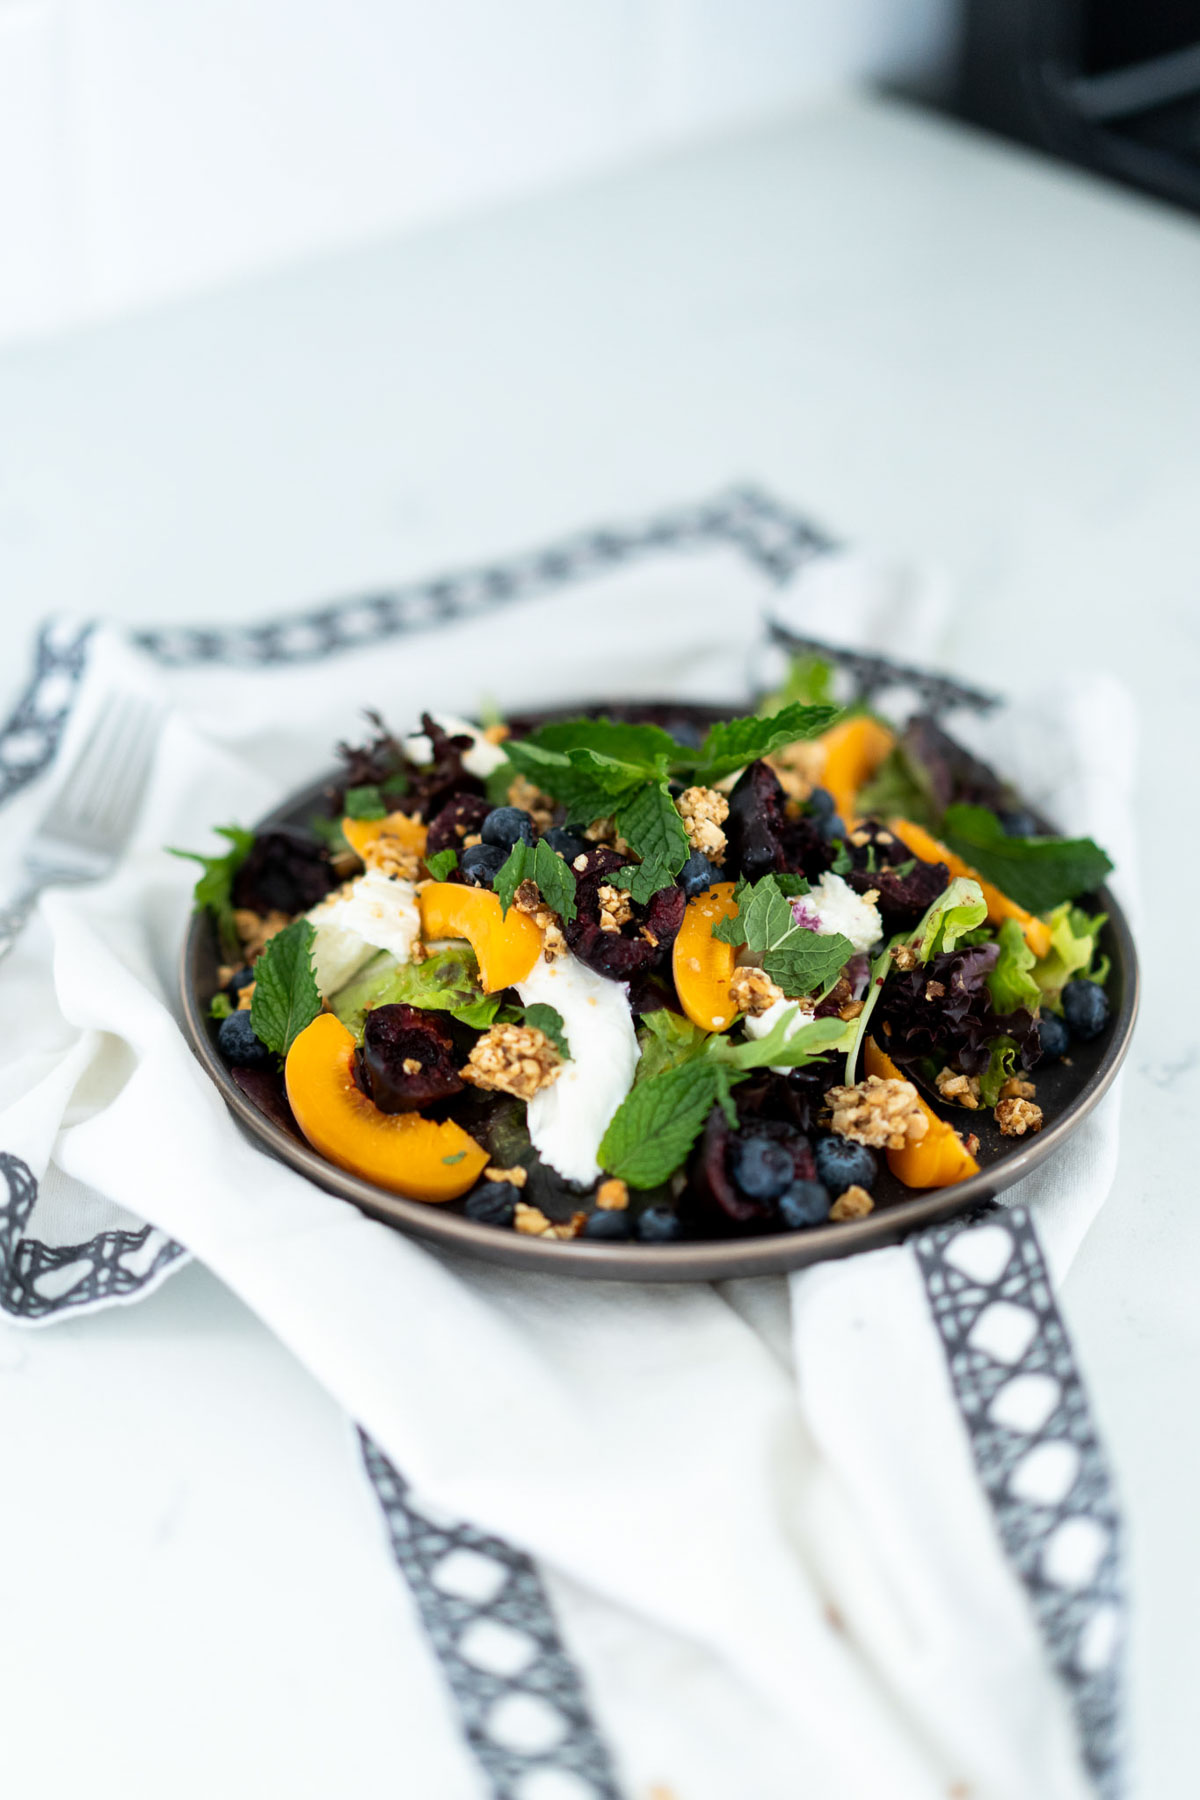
[464,1180,519,1227]
[730,1134,795,1201]
[814,1136,877,1193]
[998,808,1038,838]
[1037,1011,1071,1060]
[819,813,848,842]
[1061,978,1109,1040]
[677,850,720,898]
[807,786,836,818]
[583,1207,633,1240]
[459,842,509,887]
[544,826,588,861]
[216,1009,272,1069]
[778,1179,833,1229]
[635,1205,684,1243]
[481,806,536,850]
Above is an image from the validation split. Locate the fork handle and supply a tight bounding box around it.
[0,881,44,966]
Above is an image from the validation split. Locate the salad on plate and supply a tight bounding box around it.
[175,673,1115,1246]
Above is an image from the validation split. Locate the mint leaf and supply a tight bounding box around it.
[523,1003,570,1059]
[530,718,679,767]
[987,918,1041,1015]
[309,812,351,854]
[914,876,988,962]
[425,848,459,881]
[250,919,322,1056]
[484,758,516,806]
[493,839,577,922]
[599,1060,745,1187]
[609,781,690,902]
[635,1009,710,1083]
[691,702,841,785]
[330,945,499,1035]
[941,805,1113,914]
[765,933,855,996]
[710,1010,850,1072]
[344,785,388,821]
[168,823,255,961]
[712,872,853,997]
[762,653,835,711]
[209,992,233,1020]
[612,860,676,904]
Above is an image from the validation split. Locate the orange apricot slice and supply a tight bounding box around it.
[342,810,428,863]
[285,1014,487,1201]
[673,881,740,1033]
[418,881,542,993]
[863,1036,980,1189]
[818,716,896,825]
[887,817,1052,959]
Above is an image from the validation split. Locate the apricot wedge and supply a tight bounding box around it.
[887,817,1052,959]
[863,1036,980,1189]
[285,1013,487,1201]
[342,809,428,863]
[418,881,542,993]
[673,882,740,1033]
[819,716,896,825]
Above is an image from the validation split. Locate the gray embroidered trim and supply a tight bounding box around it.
[914,1207,1124,1798]
[0,618,94,809]
[360,1431,624,1800]
[0,1152,186,1322]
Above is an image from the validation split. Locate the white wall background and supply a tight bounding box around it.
[0,0,956,345]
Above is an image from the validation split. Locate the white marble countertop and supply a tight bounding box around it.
[0,94,1194,1797]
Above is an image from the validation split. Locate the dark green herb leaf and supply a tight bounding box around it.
[209,993,233,1020]
[856,745,941,831]
[493,838,577,922]
[425,848,459,882]
[691,702,841,784]
[167,823,255,961]
[344,784,388,821]
[484,758,517,806]
[309,813,351,854]
[764,933,855,996]
[249,919,322,1056]
[442,1150,467,1166]
[598,1059,745,1187]
[635,1009,710,1083]
[711,872,852,997]
[523,1003,570,1059]
[529,717,679,768]
[941,804,1114,915]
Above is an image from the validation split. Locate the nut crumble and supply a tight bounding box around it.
[995,1096,1044,1136]
[830,1184,874,1221]
[676,786,729,864]
[729,966,785,1017]
[826,1074,929,1151]
[461,1024,562,1101]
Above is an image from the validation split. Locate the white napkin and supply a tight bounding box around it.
[0,502,1128,1800]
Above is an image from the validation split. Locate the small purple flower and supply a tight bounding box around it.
[790,898,822,932]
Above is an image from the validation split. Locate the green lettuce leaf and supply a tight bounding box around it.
[331,945,500,1035]
[635,1009,710,1083]
[978,1036,1020,1108]
[856,744,941,831]
[250,919,322,1056]
[760,653,836,712]
[343,785,388,821]
[987,917,1041,1015]
[709,1010,851,1072]
[941,804,1113,914]
[1033,903,1108,1009]
[914,876,988,962]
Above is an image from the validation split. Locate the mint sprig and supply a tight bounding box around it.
[713,873,852,996]
[344,785,388,821]
[941,805,1113,914]
[523,1003,570,1059]
[168,823,255,960]
[249,919,322,1056]
[689,702,840,785]
[425,848,459,881]
[493,838,578,922]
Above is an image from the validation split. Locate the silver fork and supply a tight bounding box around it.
[0,690,162,964]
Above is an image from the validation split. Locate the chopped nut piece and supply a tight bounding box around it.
[584,816,617,844]
[513,880,568,960]
[890,943,919,972]
[676,786,729,864]
[217,964,237,988]
[234,908,290,960]
[766,738,826,802]
[573,854,589,873]
[461,1024,562,1100]
[935,1067,981,1110]
[826,1074,929,1151]
[401,1057,423,1076]
[849,828,873,848]
[409,939,428,964]
[995,1097,1044,1136]
[830,1185,874,1222]
[925,980,946,1000]
[596,1178,629,1212]
[729,965,785,1017]
[965,1133,981,1157]
[482,722,510,746]
[514,1201,554,1236]
[998,1075,1037,1101]
[484,1164,527,1188]
[639,927,660,947]
[507,775,554,831]
[549,1211,589,1240]
[839,998,865,1021]
[596,883,634,934]
[236,981,255,1011]
[462,832,482,849]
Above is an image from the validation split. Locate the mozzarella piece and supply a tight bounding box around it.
[516,954,639,1185]
[742,995,817,1075]
[806,871,882,955]
[403,713,508,779]
[306,868,421,997]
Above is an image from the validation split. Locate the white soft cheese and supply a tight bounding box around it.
[305,868,421,997]
[515,954,639,1186]
[742,995,817,1075]
[403,713,508,779]
[806,871,882,955]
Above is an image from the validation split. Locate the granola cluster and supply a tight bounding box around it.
[766,739,826,803]
[234,908,289,961]
[826,1074,929,1151]
[514,1202,588,1239]
[935,1067,982,1110]
[676,786,729,864]
[513,878,568,960]
[729,965,785,1017]
[830,1184,874,1221]
[995,1096,1044,1137]
[507,774,555,832]
[461,1023,562,1101]
[596,884,635,935]
[360,819,424,882]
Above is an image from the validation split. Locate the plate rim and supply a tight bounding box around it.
[178,754,1140,1283]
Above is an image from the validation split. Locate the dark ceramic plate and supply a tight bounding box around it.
[178,703,1138,1281]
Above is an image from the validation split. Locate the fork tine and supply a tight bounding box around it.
[91,704,160,841]
[57,692,160,843]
